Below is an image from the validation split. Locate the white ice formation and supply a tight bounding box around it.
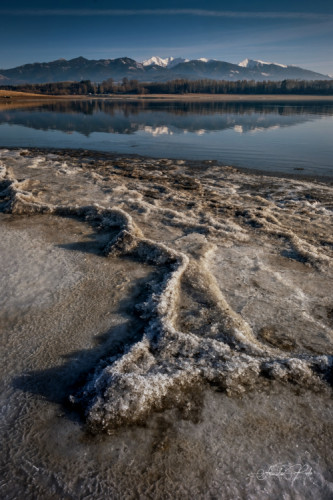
[1,153,332,434]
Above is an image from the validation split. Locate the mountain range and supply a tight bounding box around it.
[0,56,330,85]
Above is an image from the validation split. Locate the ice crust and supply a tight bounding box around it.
[1,150,332,433]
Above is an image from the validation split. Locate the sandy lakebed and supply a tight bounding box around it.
[0,147,332,499]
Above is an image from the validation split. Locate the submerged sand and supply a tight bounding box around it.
[0,148,332,499]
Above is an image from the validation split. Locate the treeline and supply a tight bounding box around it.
[1,80,96,96]
[1,78,333,95]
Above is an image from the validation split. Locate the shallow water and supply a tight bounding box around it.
[0,148,332,499]
[0,100,333,177]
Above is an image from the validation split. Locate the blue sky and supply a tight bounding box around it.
[1,0,332,75]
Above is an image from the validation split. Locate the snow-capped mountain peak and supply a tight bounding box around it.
[142,56,189,68]
[239,58,288,69]
[142,56,170,67]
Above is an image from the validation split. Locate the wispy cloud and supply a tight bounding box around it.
[0,9,332,20]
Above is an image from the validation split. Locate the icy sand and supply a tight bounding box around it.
[0,148,332,499]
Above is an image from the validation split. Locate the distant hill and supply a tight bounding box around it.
[0,56,330,85]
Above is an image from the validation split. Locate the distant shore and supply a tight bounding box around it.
[1,91,333,112]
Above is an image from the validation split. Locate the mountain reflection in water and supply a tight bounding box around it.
[1,99,333,176]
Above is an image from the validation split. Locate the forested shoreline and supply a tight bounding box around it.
[1,78,333,96]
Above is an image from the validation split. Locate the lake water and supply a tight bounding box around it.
[1,99,333,177]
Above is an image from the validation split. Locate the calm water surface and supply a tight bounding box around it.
[1,99,333,176]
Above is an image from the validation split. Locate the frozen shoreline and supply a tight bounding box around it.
[1,148,332,498]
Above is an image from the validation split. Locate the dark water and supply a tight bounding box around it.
[1,99,333,176]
